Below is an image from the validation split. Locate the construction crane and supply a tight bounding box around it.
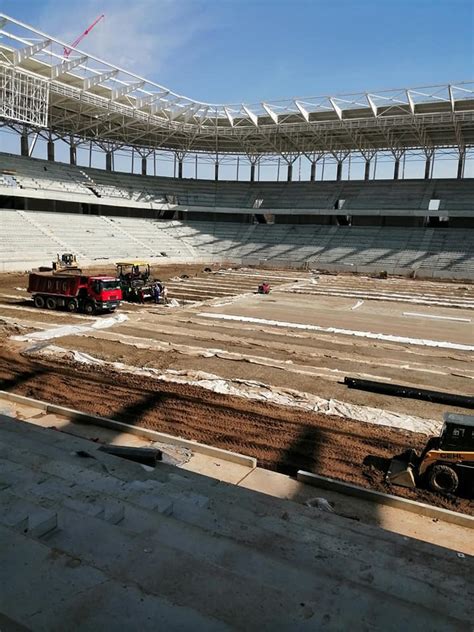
[63,14,105,57]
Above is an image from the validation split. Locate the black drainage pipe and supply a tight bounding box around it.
[344,377,474,409]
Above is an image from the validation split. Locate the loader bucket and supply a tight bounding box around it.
[386,458,416,488]
[385,449,419,489]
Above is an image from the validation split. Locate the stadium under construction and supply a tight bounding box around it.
[0,12,472,631]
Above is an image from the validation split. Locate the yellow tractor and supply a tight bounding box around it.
[387,412,474,496]
[116,260,154,302]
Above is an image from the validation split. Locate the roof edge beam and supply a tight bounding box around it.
[51,55,88,79]
[14,38,51,65]
[295,100,309,122]
[83,69,118,90]
[224,107,234,127]
[262,103,278,124]
[329,97,342,120]
[366,94,378,117]
[242,105,259,126]
[135,92,169,109]
[182,103,202,123]
[448,85,455,112]
[406,90,415,114]
[111,80,145,100]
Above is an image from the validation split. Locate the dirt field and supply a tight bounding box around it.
[0,264,473,514]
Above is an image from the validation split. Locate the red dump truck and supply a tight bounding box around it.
[27,272,122,315]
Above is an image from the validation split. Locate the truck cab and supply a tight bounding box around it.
[84,276,122,314]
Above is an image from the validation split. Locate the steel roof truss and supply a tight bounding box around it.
[51,55,88,79]
[13,38,51,66]
[83,69,118,90]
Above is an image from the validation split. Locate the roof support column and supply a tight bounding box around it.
[310,161,317,181]
[424,156,431,180]
[364,160,371,181]
[457,152,465,179]
[336,161,343,181]
[141,157,147,176]
[215,162,219,181]
[106,151,113,172]
[287,163,293,182]
[69,137,77,166]
[393,158,400,180]
[20,128,29,157]
[47,138,55,162]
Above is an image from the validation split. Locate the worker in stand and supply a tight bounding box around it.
[258,282,271,294]
[162,284,169,304]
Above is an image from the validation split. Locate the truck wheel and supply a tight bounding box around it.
[428,465,459,494]
[66,299,78,312]
[46,297,57,310]
[34,295,45,309]
[83,301,96,315]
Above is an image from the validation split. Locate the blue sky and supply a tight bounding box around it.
[1,0,472,103]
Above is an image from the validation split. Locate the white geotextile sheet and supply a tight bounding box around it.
[198,313,474,352]
[12,313,128,343]
[33,345,442,436]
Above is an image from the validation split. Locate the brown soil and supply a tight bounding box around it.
[0,344,472,515]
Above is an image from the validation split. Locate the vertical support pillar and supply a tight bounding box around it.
[424,156,431,180]
[287,163,293,182]
[214,162,219,181]
[105,151,112,171]
[393,158,400,180]
[141,157,147,176]
[250,163,256,182]
[310,161,316,181]
[336,161,343,181]
[20,130,29,157]
[178,160,183,179]
[69,145,77,166]
[47,139,55,162]
[364,160,371,181]
[457,153,465,179]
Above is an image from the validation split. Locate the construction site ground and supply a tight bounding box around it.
[0,264,473,518]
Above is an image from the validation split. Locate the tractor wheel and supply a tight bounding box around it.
[46,297,57,310]
[428,465,459,494]
[83,301,96,316]
[34,295,45,309]
[66,299,78,312]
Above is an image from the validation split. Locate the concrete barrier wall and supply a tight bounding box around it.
[0,390,257,469]
[297,470,474,529]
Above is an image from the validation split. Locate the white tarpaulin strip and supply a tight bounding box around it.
[31,345,442,435]
[351,300,364,311]
[403,312,471,323]
[198,312,474,352]
[12,313,128,343]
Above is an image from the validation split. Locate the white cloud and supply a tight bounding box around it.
[36,0,210,82]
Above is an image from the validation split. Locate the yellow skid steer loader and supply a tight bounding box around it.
[387,412,474,496]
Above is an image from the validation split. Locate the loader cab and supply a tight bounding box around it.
[439,414,474,452]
